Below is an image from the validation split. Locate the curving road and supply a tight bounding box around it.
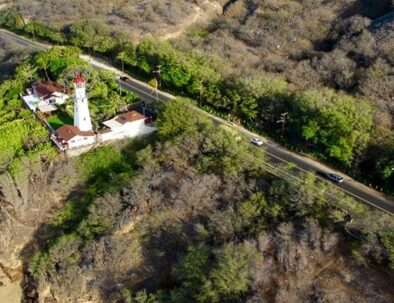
[1,28,394,214]
[118,78,394,214]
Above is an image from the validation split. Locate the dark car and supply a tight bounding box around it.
[119,76,129,81]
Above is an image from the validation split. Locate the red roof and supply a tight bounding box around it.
[115,111,146,124]
[73,73,86,86]
[33,81,68,98]
[56,125,95,142]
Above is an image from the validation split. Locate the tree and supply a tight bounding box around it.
[291,89,374,164]
[0,9,25,30]
[15,63,37,83]
[117,43,137,71]
[157,99,209,140]
[35,52,51,80]
[175,245,210,298]
[24,22,37,39]
[34,47,83,80]
[381,229,394,269]
[198,243,258,303]
[117,51,127,73]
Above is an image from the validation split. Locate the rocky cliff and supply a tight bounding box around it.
[0,155,80,301]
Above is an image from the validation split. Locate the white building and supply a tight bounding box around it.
[73,73,93,132]
[22,81,69,112]
[53,74,96,150]
[52,125,96,150]
[99,111,156,142]
[51,74,156,152]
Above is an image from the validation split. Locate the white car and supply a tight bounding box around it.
[250,137,264,146]
[326,173,344,183]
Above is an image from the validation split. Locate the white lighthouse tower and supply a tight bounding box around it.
[73,73,93,132]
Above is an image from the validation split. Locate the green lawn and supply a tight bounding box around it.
[47,112,73,129]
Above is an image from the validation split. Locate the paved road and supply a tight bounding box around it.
[120,78,394,215]
[370,11,394,30]
[2,28,394,214]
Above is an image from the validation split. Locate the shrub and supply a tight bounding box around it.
[381,230,394,269]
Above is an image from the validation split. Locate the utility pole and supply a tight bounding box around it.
[276,112,288,135]
[151,65,161,102]
[148,78,159,102]
[152,65,161,88]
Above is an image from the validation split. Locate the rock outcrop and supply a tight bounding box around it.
[0,156,79,293]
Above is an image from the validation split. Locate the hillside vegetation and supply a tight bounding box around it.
[13,0,221,40]
[0,3,394,302]
[0,47,393,302]
[17,100,394,303]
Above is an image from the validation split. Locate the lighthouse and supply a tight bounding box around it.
[73,73,93,132]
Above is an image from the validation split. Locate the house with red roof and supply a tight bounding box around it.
[99,110,156,142]
[52,125,96,150]
[22,81,69,113]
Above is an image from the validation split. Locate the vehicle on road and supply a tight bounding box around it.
[119,76,129,81]
[250,137,264,146]
[325,173,344,183]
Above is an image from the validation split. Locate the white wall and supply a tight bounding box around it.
[68,135,97,149]
[98,120,156,143]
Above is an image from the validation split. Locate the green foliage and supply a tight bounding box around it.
[157,99,265,177]
[135,39,222,96]
[370,143,394,194]
[33,46,83,80]
[9,142,57,177]
[291,90,374,164]
[47,111,73,129]
[29,251,51,278]
[381,229,394,269]
[28,144,141,278]
[29,233,81,278]
[117,43,137,68]
[203,243,257,302]
[197,126,263,177]
[165,242,258,303]
[68,21,118,55]
[0,52,59,169]
[237,192,270,233]
[0,65,49,167]
[81,145,128,179]
[0,38,136,169]
[24,21,65,43]
[125,290,158,303]
[0,9,25,30]
[0,120,29,165]
[0,9,65,43]
[175,245,210,296]
[157,98,209,139]
[136,145,159,172]
[87,70,137,123]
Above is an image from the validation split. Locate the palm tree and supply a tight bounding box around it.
[35,53,51,80]
[15,63,37,83]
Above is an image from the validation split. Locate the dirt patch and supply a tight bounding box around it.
[161,0,222,40]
